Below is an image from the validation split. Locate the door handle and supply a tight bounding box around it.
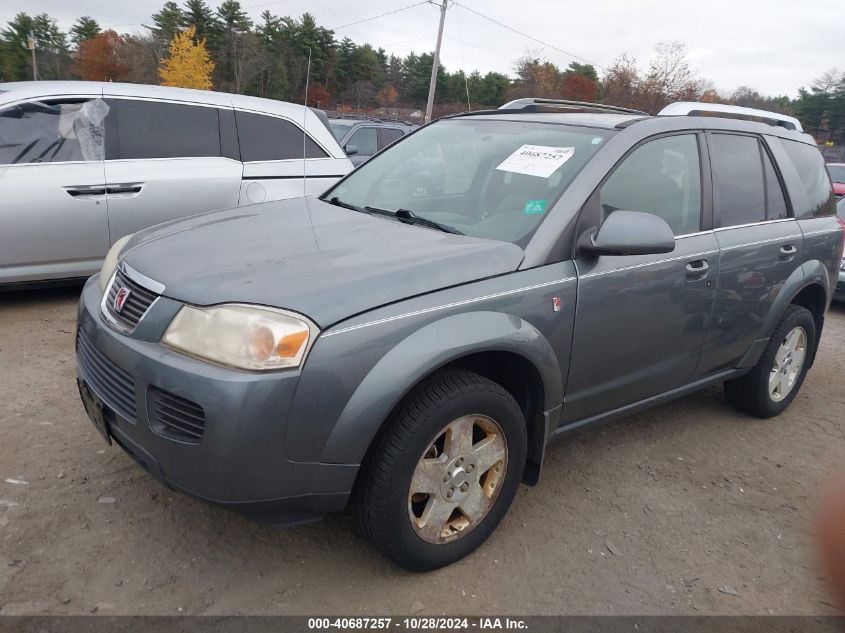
[64,185,106,198]
[685,259,709,278]
[779,244,797,258]
[106,183,144,195]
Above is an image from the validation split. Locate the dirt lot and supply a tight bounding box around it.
[0,286,843,616]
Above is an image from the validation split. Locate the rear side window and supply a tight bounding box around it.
[379,128,404,150]
[114,100,220,159]
[782,139,835,217]
[0,99,108,164]
[762,146,789,220]
[600,133,702,236]
[711,134,765,227]
[235,111,327,161]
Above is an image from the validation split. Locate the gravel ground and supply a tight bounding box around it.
[0,286,843,616]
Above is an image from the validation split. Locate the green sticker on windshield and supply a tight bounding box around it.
[523,199,547,215]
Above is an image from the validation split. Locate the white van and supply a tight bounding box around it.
[0,81,353,285]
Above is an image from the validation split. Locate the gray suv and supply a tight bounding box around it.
[75,99,844,570]
[329,118,416,166]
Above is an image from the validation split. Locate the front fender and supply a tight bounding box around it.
[318,310,562,464]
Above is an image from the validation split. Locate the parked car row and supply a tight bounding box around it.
[0,81,353,286]
[69,94,843,570]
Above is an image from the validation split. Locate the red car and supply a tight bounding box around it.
[828,163,845,198]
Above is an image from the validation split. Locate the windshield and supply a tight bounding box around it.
[828,164,845,183]
[329,121,354,142]
[323,118,613,245]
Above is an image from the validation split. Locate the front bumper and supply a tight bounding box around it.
[75,277,357,523]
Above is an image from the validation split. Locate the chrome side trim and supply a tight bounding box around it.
[713,218,794,232]
[720,235,803,251]
[323,276,578,337]
[120,262,165,295]
[579,250,718,280]
[676,230,715,239]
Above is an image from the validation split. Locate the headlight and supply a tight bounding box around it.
[161,304,318,371]
[99,235,133,291]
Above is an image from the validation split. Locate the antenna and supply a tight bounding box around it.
[303,48,312,198]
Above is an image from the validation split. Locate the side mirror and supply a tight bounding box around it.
[345,144,358,156]
[581,210,675,257]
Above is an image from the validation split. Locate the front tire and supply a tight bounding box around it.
[724,304,816,418]
[355,370,526,571]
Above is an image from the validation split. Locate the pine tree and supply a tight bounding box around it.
[70,16,100,46]
[159,26,214,89]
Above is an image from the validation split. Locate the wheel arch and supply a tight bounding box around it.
[747,261,830,369]
[319,311,563,484]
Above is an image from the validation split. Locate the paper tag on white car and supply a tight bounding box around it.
[495,145,575,178]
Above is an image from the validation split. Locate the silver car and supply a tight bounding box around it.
[0,81,353,285]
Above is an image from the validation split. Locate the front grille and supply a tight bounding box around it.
[104,268,159,329]
[148,388,206,443]
[76,329,137,421]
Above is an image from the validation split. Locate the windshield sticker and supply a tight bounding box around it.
[496,145,575,178]
[523,199,547,215]
[592,137,604,145]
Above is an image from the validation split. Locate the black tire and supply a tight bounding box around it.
[724,304,816,418]
[354,370,527,571]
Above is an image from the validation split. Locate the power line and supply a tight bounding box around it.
[331,1,432,32]
[452,1,602,69]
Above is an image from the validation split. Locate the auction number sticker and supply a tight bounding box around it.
[496,144,575,178]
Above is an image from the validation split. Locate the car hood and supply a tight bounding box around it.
[122,197,524,328]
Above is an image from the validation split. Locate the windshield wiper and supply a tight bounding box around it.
[326,196,369,214]
[330,198,463,235]
[393,208,464,235]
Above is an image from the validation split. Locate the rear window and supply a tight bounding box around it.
[114,99,220,159]
[237,111,327,161]
[782,139,835,217]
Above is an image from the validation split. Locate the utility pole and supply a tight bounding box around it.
[424,0,448,123]
[24,31,38,80]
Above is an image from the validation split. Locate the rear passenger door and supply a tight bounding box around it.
[697,133,802,372]
[565,133,719,422]
[103,98,242,242]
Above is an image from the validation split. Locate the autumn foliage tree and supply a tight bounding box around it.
[72,30,128,81]
[159,26,214,89]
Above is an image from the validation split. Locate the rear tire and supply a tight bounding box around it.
[354,370,526,571]
[724,304,815,418]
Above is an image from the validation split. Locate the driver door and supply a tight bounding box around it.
[563,132,719,423]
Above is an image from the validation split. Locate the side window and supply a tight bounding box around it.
[711,134,766,228]
[0,98,109,164]
[600,134,702,236]
[236,111,327,162]
[114,100,219,159]
[762,146,789,220]
[379,128,404,150]
[781,139,835,217]
[347,127,378,156]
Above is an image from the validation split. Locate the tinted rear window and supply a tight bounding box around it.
[114,100,220,159]
[711,134,766,227]
[236,111,327,161]
[782,139,834,217]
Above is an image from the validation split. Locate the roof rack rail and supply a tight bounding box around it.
[499,98,648,116]
[658,102,803,132]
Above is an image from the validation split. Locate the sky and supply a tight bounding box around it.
[1,0,843,98]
